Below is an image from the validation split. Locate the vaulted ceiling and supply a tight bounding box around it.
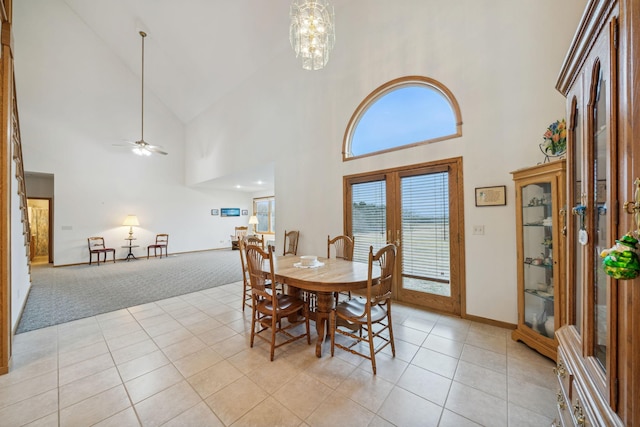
[61,0,294,125]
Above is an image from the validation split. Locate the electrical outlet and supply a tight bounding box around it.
[473,225,485,235]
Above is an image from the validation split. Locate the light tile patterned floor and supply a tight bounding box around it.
[1,282,557,426]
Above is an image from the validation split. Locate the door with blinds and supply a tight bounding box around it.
[344,158,464,315]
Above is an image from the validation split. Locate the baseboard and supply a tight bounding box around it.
[387,299,516,330]
[462,313,516,330]
[51,247,233,268]
[12,279,33,336]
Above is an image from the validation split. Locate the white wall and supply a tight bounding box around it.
[13,1,256,266]
[185,0,586,324]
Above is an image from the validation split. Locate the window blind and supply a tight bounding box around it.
[401,172,450,283]
[351,180,387,263]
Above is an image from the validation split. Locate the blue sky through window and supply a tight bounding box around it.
[350,85,456,156]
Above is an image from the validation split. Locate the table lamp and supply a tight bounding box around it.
[248,215,259,234]
[123,215,139,240]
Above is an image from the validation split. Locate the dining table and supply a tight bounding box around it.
[273,255,380,357]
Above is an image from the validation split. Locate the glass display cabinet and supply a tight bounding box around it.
[553,1,640,425]
[511,160,565,361]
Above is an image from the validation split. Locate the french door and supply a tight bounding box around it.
[344,157,464,315]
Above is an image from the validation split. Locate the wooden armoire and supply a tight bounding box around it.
[554,0,640,425]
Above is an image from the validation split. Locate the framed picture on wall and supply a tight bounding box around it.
[211,209,219,216]
[220,208,241,217]
[241,209,248,216]
[475,185,506,207]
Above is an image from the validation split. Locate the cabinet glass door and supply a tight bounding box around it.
[521,181,555,339]
[569,96,583,335]
[591,64,609,370]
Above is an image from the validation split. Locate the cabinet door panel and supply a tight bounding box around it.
[567,93,584,335]
[589,59,611,371]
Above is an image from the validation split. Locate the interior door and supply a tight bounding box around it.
[345,158,464,315]
[27,198,52,264]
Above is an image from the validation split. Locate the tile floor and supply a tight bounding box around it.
[1,282,558,426]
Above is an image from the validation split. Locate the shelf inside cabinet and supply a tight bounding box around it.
[524,288,554,302]
[522,203,551,209]
[524,260,553,268]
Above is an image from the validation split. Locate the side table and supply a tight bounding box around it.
[122,239,139,261]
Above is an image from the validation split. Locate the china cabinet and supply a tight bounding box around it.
[553,0,640,425]
[511,160,565,361]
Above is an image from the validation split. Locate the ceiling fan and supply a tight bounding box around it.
[117,31,168,156]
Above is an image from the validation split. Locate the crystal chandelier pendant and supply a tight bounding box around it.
[290,0,335,70]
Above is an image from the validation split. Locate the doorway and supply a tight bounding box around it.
[27,198,52,264]
[344,157,465,315]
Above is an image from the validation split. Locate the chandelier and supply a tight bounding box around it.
[289,0,335,71]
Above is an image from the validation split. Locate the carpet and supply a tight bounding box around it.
[16,250,242,334]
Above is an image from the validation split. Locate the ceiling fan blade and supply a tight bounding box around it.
[113,140,168,155]
[113,141,137,148]
[147,145,168,155]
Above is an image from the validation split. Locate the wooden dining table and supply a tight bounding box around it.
[273,255,380,357]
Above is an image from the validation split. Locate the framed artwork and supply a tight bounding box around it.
[220,208,241,217]
[475,185,506,207]
[210,209,219,216]
[241,209,248,216]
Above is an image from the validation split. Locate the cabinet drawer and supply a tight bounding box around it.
[555,388,573,426]
[571,381,596,427]
[555,347,572,400]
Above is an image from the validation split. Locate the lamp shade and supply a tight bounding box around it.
[122,215,140,226]
[248,215,259,225]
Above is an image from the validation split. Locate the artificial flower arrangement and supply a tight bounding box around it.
[541,119,567,156]
[601,232,640,280]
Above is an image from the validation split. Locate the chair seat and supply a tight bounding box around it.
[256,294,305,316]
[336,298,388,323]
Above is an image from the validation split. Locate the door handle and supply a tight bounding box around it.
[394,229,401,248]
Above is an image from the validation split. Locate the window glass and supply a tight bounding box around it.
[254,197,275,234]
[344,77,461,160]
[351,180,387,262]
[401,171,451,296]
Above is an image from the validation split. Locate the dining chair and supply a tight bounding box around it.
[246,244,310,361]
[327,235,354,260]
[283,230,299,256]
[330,244,397,374]
[147,233,169,259]
[231,226,248,250]
[245,234,264,249]
[239,239,281,312]
[87,237,116,265]
[327,235,355,303]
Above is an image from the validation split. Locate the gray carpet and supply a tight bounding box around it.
[16,250,242,334]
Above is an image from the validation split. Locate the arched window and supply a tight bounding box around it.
[343,76,462,160]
